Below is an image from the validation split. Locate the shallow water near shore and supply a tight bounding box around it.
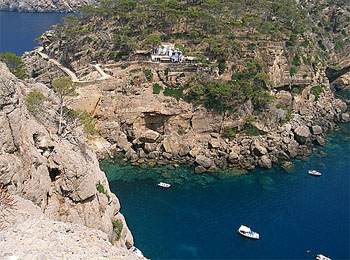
[0,11,67,55]
[103,123,350,259]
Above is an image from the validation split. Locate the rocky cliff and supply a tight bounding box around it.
[0,196,141,260]
[23,52,350,174]
[0,62,134,250]
[21,0,350,174]
[0,0,99,12]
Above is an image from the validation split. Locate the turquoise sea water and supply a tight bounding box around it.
[0,11,67,55]
[102,124,350,259]
[1,10,349,260]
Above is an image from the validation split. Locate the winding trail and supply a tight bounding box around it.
[35,47,112,83]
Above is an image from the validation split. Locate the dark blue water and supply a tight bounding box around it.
[102,124,350,259]
[0,11,67,55]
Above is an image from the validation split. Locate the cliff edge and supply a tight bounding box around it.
[0,196,142,260]
[0,61,134,252]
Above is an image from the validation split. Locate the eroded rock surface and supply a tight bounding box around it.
[0,62,133,249]
[0,196,142,260]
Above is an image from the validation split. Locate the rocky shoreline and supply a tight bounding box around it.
[100,82,349,174]
[22,46,350,175]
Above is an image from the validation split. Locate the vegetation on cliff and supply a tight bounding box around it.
[25,77,98,138]
[46,0,349,115]
[0,52,27,80]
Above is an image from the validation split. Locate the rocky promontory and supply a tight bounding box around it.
[0,0,99,12]
[0,61,136,255]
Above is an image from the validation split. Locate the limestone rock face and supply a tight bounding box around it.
[251,140,268,156]
[294,125,311,144]
[139,129,160,143]
[0,196,143,260]
[195,155,213,168]
[311,125,323,135]
[258,155,272,169]
[0,63,133,248]
[0,0,100,12]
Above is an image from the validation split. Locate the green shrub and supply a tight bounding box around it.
[130,68,141,73]
[163,87,183,100]
[291,87,301,95]
[114,51,128,62]
[292,54,301,66]
[280,110,292,123]
[218,60,226,75]
[290,67,297,76]
[25,90,46,115]
[334,41,344,52]
[302,55,311,65]
[222,126,236,140]
[318,40,326,51]
[311,85,323,101]
[243,124,260,136]
[153,83,163,94]
[143,69,153,82]
[247,43,256,51]
[96,181,110,200]
[246,115,256,122]
[112,220,123,240]
[0,52,28,79]
[276,104,288,110]
[300,39,309,47]
[164,68,170,76]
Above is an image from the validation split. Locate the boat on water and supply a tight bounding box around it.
[130,246,144,258]
[315,254,331,260]
[158,182,171,188]
[308,170,322,176]
[237,225,260,239]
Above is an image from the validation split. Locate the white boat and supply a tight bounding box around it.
[237,225,260,239]
[130,246,144,258]
[308,170,322,176]
[157,182,171,188]
[315,254,331,260]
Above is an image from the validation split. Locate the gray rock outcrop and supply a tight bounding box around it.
[0,196,143,260]
[0,62,133,248]
[294,125,311,144]
[0,0,99,12]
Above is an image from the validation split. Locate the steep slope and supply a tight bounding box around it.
[0,61,133,248]
[0,196,142,259]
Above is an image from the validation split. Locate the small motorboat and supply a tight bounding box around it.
[237,225,260,239]
[315,254,331,260]
[130,246,144,258]
[157,182,171,188]
[308,170,322,176]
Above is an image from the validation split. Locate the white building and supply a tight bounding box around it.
[151,43,184,62]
